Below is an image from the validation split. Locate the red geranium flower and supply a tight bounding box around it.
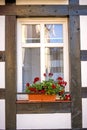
[43,73,47,77]
[33,77,40,83]
[57,77,63,81]
[65,94,71,100]
[52,84,56,89]
[26,83,30,87]
[49,73,53,77]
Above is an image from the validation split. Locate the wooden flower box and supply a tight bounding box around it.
[28,94,56,102]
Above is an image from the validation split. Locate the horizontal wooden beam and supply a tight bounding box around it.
[0,5,69,16]
[69,5,87,15]
[0,5,87,16]
[16,102,71,114]
[5,0,16,4]
[82,87,87,98]
[0,89,5,99]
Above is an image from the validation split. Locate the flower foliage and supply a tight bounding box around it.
[25,73,71,100]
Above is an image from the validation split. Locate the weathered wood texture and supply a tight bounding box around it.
[0,51,5,62]
[82,87,87,98]
[0,5,69,16]
[69,0,79,5]
[0,5,87,16]
[17,102,71,114]
[5,0,16,4]
[69,16,82,128]
[0,89,5,99]
[80,50,87,61]
[5,16,16,130]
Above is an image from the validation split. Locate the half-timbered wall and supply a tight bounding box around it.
[0,0,87,129]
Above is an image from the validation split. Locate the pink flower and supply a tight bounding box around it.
[33,77,40,83]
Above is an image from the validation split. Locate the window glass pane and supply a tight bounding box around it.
[22,48,40,91]
[45,47,63,80]
[44,24,63,43]
[22,24,40,43]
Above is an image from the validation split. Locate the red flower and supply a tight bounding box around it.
[26,83,30,87]
[33,77,40,83]
[59,81,67,87]
[52,84,56,89]
[29,87,37,92]
[57,77,63,81]
[40,90,45,94]
[43,73,47,77]
[49,73,53,77]
[65,94,71,100]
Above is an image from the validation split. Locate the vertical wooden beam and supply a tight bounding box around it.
[5,16,16,130]
[69,15,82,128]
[69,0,82,129]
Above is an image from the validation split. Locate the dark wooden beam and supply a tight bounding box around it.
[0,51,5,62]
[0,5,87,16]
[69,0,79,5]
[5,16,16,130]
[0,5,69,16]
[69,16,82,128]
[16,102,71,114]
[0,89,5,99]
[82,87,87,98]
[80,50,87,61]
[5,0,16,4]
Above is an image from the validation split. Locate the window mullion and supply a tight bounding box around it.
[40,24,45,81]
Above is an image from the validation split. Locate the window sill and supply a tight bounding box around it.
[16,100,71,114]
[16,99,71,104]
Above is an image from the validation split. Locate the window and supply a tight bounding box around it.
[17,18,69,92]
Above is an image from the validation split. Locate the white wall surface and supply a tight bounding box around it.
[17,113,71,129]
[0,100,5,129]
[82,98,87,128]
[0,0,5,5]
[0,16,5,51]
[80,16,87,87]
[80,16,87,50]
[0,62,5,88]
[16,0,68,5]
[79,0,87,5]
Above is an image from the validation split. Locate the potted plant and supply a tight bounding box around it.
[25,73,71,102]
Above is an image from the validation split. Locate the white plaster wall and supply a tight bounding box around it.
[0,0,5,5]
[0,100,5,129]
[82,98,87,128]
[17,113,71,129]
[81,62,87,87]
[80,16,87,50]
[16,0,68,5]
[0,16,5,51]
[0,62,5,88]
[79,0,87,5]
[80,16,87,87]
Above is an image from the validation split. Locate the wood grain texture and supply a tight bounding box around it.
[5,16,16,130]
[69,15,82,128]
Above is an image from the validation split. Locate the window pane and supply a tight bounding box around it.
[44,24,63,43]
[45,47,63,80]
[22,24,40,43]
[22,48,40,91]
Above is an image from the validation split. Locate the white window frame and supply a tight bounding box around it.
[17,18,69,92]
